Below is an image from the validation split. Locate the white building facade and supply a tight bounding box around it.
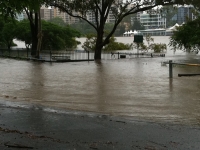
[139,13,166,29]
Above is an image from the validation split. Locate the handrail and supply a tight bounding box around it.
[166,60,200,78]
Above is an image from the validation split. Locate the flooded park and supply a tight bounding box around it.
[1,36,200,126]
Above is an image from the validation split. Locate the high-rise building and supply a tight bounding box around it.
[139,12,166,29]
[65,12,80,24]
[177,6,193,24]
[54,7,67,22]
[54,7,80,24]
[40,6,54,21]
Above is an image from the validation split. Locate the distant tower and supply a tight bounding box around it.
[177,6,193,24]
[40,6,54,21]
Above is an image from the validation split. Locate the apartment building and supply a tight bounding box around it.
[20,7,54,21]
[54,7,80,24]
[66,12,80,24]
[139,12,166,29]
[40,6,54,21]
[53,7,67,23]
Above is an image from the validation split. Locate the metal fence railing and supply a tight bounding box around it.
[0,49,165,62]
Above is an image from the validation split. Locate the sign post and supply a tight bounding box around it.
[134,34,143,57]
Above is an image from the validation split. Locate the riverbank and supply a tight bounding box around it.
[0,105,199,150]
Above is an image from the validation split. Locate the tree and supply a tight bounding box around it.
[160,6,178,28]
[82,35,132,51]
[15,19,81,50]
[114,23,126,36]
[169,16,200,54]
[131,17,145,30]
[15,20,32,49]
[1,20,18,50]
[49,0,185,60]
[132,35,167,53]
[41,20,81,50]
[48,17,67,27]
[0,17,18,50]
[70,22,96,36]
[0,0,47,57]
[103,37,132,51]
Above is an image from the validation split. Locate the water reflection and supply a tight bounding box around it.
[27,62,46,101]
[95,60,107,112]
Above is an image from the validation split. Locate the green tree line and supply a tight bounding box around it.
[0,17,81,51]
[1,0,198,59]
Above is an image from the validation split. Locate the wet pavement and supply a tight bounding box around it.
[0,106,200,150]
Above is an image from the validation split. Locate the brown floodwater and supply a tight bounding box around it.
[1,37,200,126]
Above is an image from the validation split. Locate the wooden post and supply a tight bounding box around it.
[50,51,52,62]
[118,52,119,59]
[27,48,28,58]
[88,51,89,61]
[17,49,19,58]
[169,60,173,78]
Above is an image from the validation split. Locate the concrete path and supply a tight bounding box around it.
[0,106,199,150]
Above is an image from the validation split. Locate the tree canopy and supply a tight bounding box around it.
[0,16,18,49]
[160,6,178,28]
[82,35,132,51]
[48,17,67,27]
[170,16,200,54]
[15,19,81,50]
[0,0,48,57]
[48,0,187,60]
[131,17,145,30]
[15,20,32,49]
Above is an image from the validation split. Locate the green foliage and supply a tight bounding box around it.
[82,34,96,51]
[0,16,18,49]
[132,43,148,51]
[70,22,96,36]
[41,21,81,50]
[0,0,46,18]
[15,19,32,49]
[169,16,200,54]
[149,43,167,53]
[145,34,154,48]
[104,37,132,51]
[82,35,132,51]
[131,16,145,30]
[15,19,81,50]
[50,0,183,59]
[70,22,125,37]
[114,24,126,36]
[48,17,67,27]
[133,35,167,53]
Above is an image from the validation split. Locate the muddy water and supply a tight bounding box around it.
[1,37,200,126]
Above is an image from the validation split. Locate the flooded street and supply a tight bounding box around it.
[1,37,200,126]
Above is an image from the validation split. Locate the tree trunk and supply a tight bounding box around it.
[94,28,104,60]
[31,27,38,56]
[36,11,42,58]
[94,45,102,60]
[30,12,38,57]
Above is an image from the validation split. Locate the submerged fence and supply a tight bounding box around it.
[0,48,165,62]
[162,60,200,78]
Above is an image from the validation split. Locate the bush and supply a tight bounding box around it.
[149,43,167,53]
[82,35,132,51]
